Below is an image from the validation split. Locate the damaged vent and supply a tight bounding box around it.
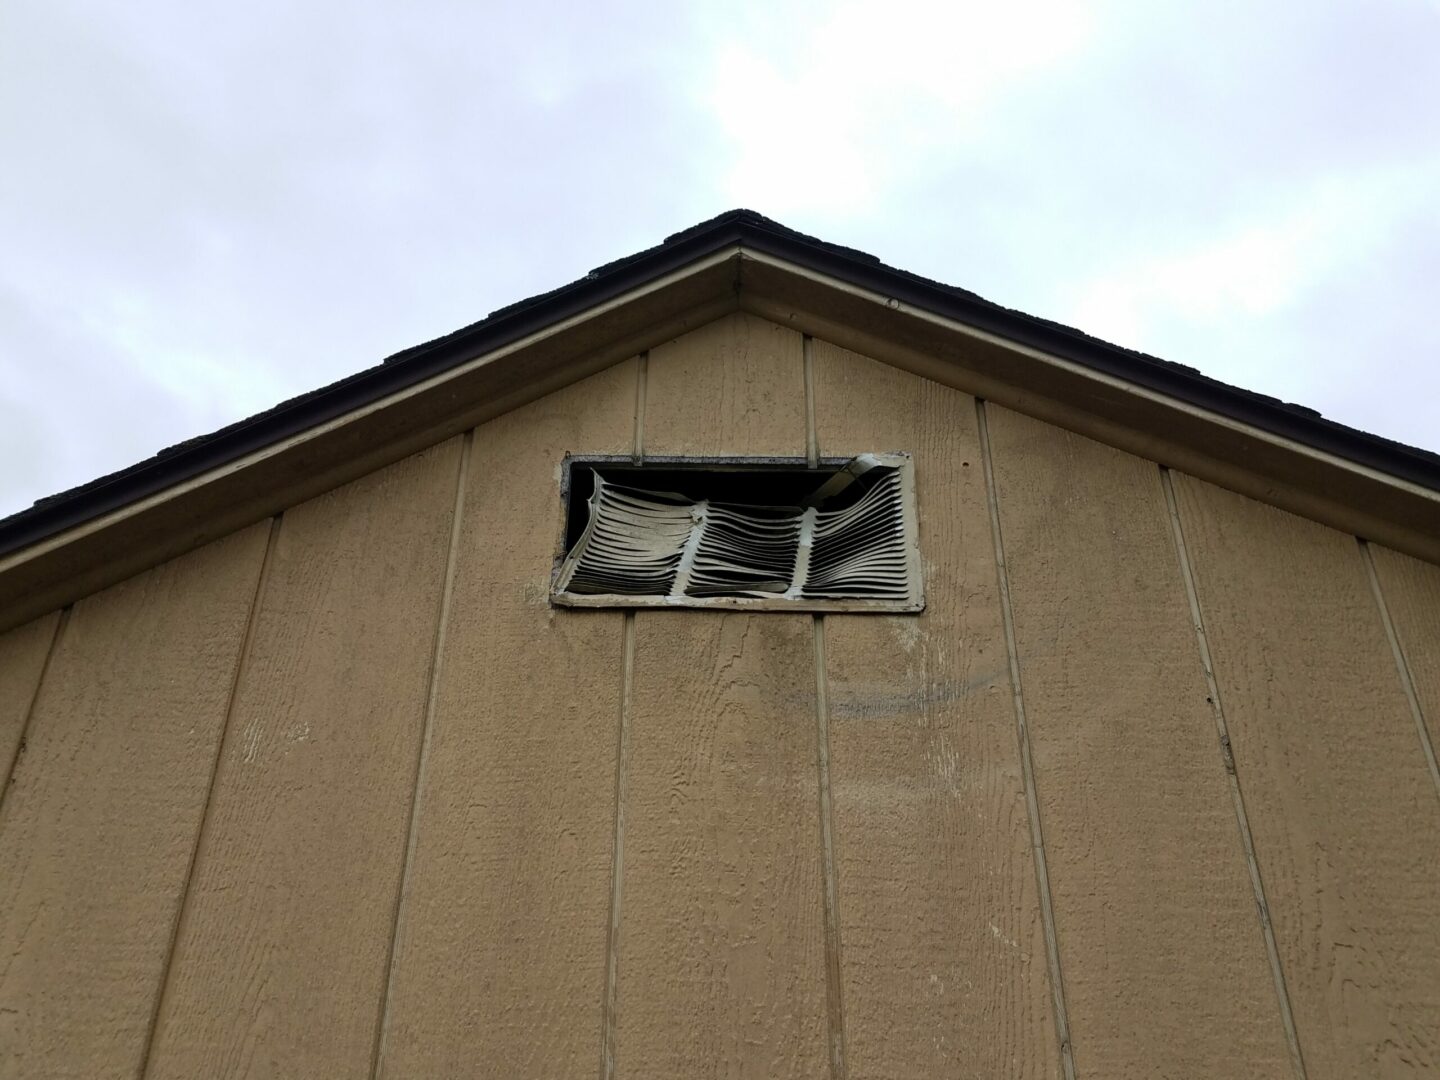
[553,454,922,612]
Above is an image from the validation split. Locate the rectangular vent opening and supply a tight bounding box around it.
[553,454,923,612]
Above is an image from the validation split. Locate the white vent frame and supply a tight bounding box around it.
[551,453,924,613]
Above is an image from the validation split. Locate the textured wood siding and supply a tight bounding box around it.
[1368,545,1440,801]
[0,612,60,802]
[3,312,1438,1079]
[984,408,1296,1078]
[810,344,1058,1079]
[617,315,830,1079]
[144,440,463,1078]
[0,525,269,1080]
[376,362,636,1077]
[1171,476,1440,1078]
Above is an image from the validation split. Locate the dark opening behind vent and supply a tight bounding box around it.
[552,454,923,611]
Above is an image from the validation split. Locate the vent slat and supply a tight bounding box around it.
[561,476,692,595]
[801,470,908,599]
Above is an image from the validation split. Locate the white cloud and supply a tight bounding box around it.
[2,0,1439,521]
[1064,159,1440,353]
[704,0,1101,213]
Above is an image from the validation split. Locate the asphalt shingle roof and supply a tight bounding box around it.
[3,209,1436,558]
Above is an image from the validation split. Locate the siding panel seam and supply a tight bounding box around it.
[1358,537,1440,806]
[370,432,473,1080]
[602,353,645,1078]
[135,513,283,1080]
[804,335,819,468]
[0,605,68,823]
[1159,467,1308,1080]
[632,351,648,464]
[974,398,1077,1080]
[807,351,847,1077]
[599,612,635,1080]
[814,614,849,1080]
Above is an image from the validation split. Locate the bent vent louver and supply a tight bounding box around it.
[553,454,923,611]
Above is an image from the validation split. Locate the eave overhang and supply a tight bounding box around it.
[1,210,1437,631]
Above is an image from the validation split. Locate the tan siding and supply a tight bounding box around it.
[5,308,1439,1080]
[0,525,268,1080]
[615,313,830,1078]
[987,409,1294,1077]
[377,362,636,1077]
[811,345,1060,1079]
[622,612,829,1077]
[144,440,462,1080]
[1368,545,1440,800]
[639,310,807,458]
[0,611,60,797]
[1173,474,1440,1078]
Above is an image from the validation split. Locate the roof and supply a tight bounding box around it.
[3,209,1438,559]
[2,209,1438,631]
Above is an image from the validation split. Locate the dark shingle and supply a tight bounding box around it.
[3,211,1435,556]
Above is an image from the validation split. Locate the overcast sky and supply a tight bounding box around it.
[3,0,1437,519]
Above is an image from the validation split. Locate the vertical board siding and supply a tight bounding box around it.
[377,362,636,1077]
[0,611,60,799]
[638,311,807,460]
[1368,545,1440,799]
[0,525,269,1080]
[144,440,462,1080]
[811,346,1060,1079]
[1173,474,1440,1078]
[623,612,829,1077]
[7,309,1439,1080]
[986,409,1294,1077]
[615,312,831,1078]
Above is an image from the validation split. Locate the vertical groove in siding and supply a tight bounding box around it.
[813,615,848,1080]
[807,341,847,1077]
[1358,538,1440,805]
[600,612,635,1080]
[632,351,648,464]
[620,316,822,1073]
[135,513,283,1080]
[370,429,474,1080]
[804,335,819,468]
[601,354,645,1078]
[0,606,68,821]
[1160,467,1309,1080]
[974,398,1077,1080]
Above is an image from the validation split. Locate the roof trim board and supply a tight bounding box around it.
[737,250,1440,562]
[0,251,740,629]
[0,210,1435,631]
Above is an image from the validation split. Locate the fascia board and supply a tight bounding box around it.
[0,250,742,632]
[737,249,1440,564]
[2,237,1437,633]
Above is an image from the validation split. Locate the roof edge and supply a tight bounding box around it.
[726,216,1440,493]
[0,215,758,557]
[7,208,1440,564]
[1,209,1437,624]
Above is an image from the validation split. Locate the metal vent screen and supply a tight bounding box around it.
[552,454,923,612]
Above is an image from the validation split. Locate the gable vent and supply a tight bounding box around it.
[553,454,923,612]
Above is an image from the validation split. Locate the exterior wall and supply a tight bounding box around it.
[2,311,1438,1079]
